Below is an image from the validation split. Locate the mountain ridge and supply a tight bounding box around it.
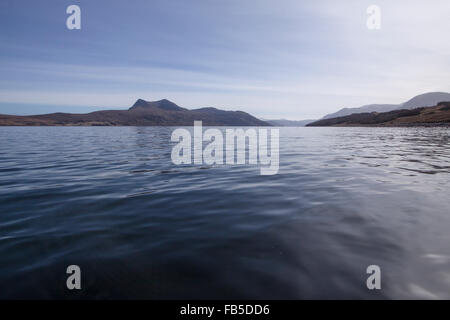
[0,99,270,126]
[308,101,450,127]
[322,92,450,119]
[129,98,187,111]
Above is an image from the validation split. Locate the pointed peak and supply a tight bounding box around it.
[129,98,185,111]
[131,99,148,108]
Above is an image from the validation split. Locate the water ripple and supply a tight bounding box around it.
[0,126,449,299]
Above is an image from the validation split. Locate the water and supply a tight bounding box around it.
[0,126,449,299]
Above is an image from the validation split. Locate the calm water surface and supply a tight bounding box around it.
[0,126,449,299]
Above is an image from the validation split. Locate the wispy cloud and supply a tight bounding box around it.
[0,0,449,119]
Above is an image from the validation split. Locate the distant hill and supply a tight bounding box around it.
[265,119,316,127]
[322,92,450,119]
[0,99,270,126]
[401,92,450,109]
[129,98,187,111]
[307,102,450,127]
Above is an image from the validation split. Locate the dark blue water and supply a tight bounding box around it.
[0,126,449,299]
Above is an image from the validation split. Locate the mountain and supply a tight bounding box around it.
[322,92,450,119]
[265,119,316,127]
[129,98,187,111]
[0,99,270,126]
[322,104,398,119]
[401,92,450,109]
[307,102,450,127]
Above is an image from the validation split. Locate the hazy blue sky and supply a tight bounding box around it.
[0,0,449,119]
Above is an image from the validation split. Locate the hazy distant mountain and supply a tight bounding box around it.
[264,119,316,127]
[307,102,450,127]
[322,92,450,119]
[401,92,450,109]
[0,99,270,126]
[322,104,398,119]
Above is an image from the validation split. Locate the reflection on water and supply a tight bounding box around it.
[0,126,449,299]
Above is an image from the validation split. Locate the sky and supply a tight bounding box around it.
[0,0,449,119]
